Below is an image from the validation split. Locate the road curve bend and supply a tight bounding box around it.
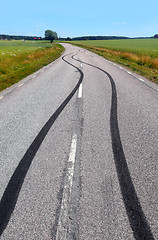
[0,43,157,240]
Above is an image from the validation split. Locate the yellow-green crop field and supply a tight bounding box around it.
[70,39,158,83]
[0,40,64,92]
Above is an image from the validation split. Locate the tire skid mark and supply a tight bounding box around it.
[72,54,154,240]
[0,52,83,237]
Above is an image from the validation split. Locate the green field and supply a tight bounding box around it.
[70,39,158,83]
[1,39,158,90]
[71,39,158,57]
[0,40,52,51]
[0,40,64,92]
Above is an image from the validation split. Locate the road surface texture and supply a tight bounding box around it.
[0,43,157,240]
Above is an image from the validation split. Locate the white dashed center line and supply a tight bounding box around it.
[78,83,83,98]
[56,134,77,239]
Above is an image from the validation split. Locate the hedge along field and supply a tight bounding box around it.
[70,39,158,84]
[0,40,64,92]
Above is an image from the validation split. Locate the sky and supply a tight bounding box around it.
[1,0,158,38]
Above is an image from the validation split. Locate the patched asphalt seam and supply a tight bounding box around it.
[53,52,83,240]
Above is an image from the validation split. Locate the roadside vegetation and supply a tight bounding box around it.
[69,39,158,84]
[0,40,64,92]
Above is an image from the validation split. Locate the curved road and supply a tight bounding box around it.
[0,43,157,239]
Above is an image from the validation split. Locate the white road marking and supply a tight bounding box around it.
[118,68,146,83]
[0,96,4,100]
[80,63,83,68]
[138,78,145,82]
[18,83,24,88]
[56,134,77,239]
[67,134,77,189]
[78,83,83,98]
[127,71,132,75]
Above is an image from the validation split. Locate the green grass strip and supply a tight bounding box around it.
[68,42,158,84]
[0,43,64,92]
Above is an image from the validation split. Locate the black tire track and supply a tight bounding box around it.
[0,52,84,236]
[72,54,154,240]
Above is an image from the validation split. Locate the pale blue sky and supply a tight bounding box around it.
[1,0,158,38]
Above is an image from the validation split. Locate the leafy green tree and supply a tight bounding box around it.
[45,30,58,43]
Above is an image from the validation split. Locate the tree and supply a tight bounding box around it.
[45,30,58,43]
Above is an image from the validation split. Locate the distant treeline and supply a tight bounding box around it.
[1,34,158,41]
[63,35,157,41]
[1,34,130,41]
[0,34,42,40]
[63,36,130,41]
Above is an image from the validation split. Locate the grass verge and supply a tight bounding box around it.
[0,42,64,92]
[68,42,158,84]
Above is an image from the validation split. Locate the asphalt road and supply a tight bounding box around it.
[0,43,157,240]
